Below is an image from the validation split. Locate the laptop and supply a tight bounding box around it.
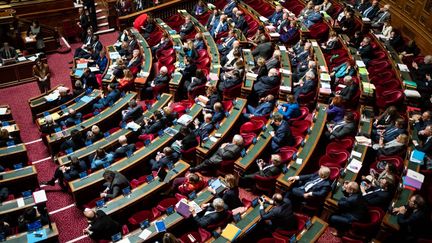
[111,233,122,242]
[157,167,168,182]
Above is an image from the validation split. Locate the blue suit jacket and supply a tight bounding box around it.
[272,120,293,146]
[304,12,322,28]
[223,1,237,15]
[268,11,283,25]
[196,122,214,140]
[297,173,331,198]
[326,104,345,123]
[252,101,274,116]
[253,76,280,97]
[278,103,300,120]
[383,126,405,143]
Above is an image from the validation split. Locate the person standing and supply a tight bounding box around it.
[32,58,51,93]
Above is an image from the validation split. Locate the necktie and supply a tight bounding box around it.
[304,178,322,192]
[5,49,10,59]
[378,12,387,22]
[364,7,372,17]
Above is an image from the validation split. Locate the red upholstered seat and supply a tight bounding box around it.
[216,159,236,176]
[308,22,329,41]
[376,90,404,109]
[346,207,385,240]
[319,150,350,167]
[328,166,341,181]
[197,49,208,59]
[156,197,179,212]
[254,175,279,195]
[181,146,197,165]
[223,83,242,100]
[128,207,161,229]
[188,84,207,101]
[152,83,169,98]
[326,137,354,154]
[291,120,312,137]
[222,100,233,111]
[370,155,404,173]
[297,90,316,105]
[240,119,265,134]
[197,57,211,70]
[206,211,232,231]
[241,132,257,147]
[373,51,388,60]
[274,213,309,237]
[289,107,309,122]
[179,228,212,243]
[292,135,304,148]
[279,146,298,164]
[156,48,175,59]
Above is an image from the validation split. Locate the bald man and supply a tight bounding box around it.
[112,135,135,159]
[83,209,121,240]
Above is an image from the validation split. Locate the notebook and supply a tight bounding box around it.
[410,150,425,164]
[154,221,166,232]
[33,190,47,204]
[221,224,241,241]
[176,200,192,218]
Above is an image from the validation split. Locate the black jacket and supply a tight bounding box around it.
[260,198,296,230]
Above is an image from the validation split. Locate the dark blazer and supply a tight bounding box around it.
[295,173,331,198]
[142,118,167,135]
[208,143,242,164]
[363,188,392,209]
[181,133,198,151]
[415,136,432,156]
[382,125,405,143]
[196,122,214,140]
[103,172,130,199]
[194,207,227,228]
[266,57,281,70]
[82,72,99,89]
[253,75,280,97]
[99,89,121,107]
[254,65,268,80]
[338,193,369,221]
[272,120,294,147]
[180,22,194,36]
[327,104,345,123]
[212,111,225,124]
[362,5,380,19]
[358,44,373,62]
[268,11,283,25]
[205,94,221,109]
[376,143,405,156]
[413,119,432,131]
[397,208,428,239]
[235,16,248,33]
[88,210,121,240]
[219,76,241,91]
[206,14,220,29]
[260,198,296,230]
[180,63,197,82]
[122,105,144,122]
[150,152,179,170]
[330,121,356,140]
[113,144,135,159]
[142,22,155,39]
[252,42,273,60]
[257,164,282,177]
[63,160,88,181]
[220,187,243,210]
[223,1,237,15]
[339,83,358,101]
[250,101,274,116]
[150,74,168,87]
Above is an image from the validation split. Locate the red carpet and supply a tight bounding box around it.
[0,32,118,242]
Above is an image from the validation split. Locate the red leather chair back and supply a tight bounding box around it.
[279,147,298,164]
[289,107,309,122]
[223,83,242,100]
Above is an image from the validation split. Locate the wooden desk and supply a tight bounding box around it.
[0,196,36,221]
[68,104,202,206]
[241,49,256,98]
[279,46,293,98]
[0,122,20,139]
[57,93,173,166]
[45,92,136,154]
[0,105,13,121]
[296,216,328,243]
[0,55,41,89]
[94,161,189,218]
[277,104,327,190]
[196,98,247,163]
[0,143,28,167]
[28,84,63,119]
[131,29,153,99]
[124,189,215,242]
[0,165,38,195]
[5,223,58,243]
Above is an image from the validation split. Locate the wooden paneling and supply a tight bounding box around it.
[381,0,432,54]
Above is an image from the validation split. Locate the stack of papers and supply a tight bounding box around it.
[126,121,141,131]
[403,169,425,190]
[280,86,291,92]
[403,80,417,89]
[259,16,268,22]
[356,60,366,68]
[279,69,292,75]
[362,82,375,94]
[269,32,280,37]
[347,158,362,173]
[404,89,421,98]
[17,57,27,62]
[410,150,425,164]
[359,67,369,75]
[246,72,258,80]
[221,224,242,241]
[320,73,331,81]
[0,108,8,115]
[355,136,371,146]
[177,114,192,126]
[44,91,60,102]
[397,63,410,72]
[109,52,121,59]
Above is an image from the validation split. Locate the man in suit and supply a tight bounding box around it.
[210,14,229,38]
[149,147,179,171]
[77,8,90,41]
[206,9,220,30]
[193,198,228,229]
[412,55,432,82]
[90,35,103,59]
[326,113,357,140]
[336,76,358,102]
[139,110,167,135]
[112,135,135,159]
[286,166,332,203]
[371,4,391,28]
[267,5,283,25]
[172,126,198,153]
[361,0,380,19]
[180,57,197,86]
[293,70,316,101]
[193,33,205,50]
[303,6,323,28]
[240,154,283,187]
[93,83,121,110]
[266,50,281,70]
[362,175,394,209]
[234,10,248,34]
[253,68,280,97]
[270,114,293,152]
[122,99,144,122]
[412,111,432,131]
[355,0,371,13]
[244,94,275,119]
[190,134,243,172]
[63,108,82,127]
[392,195,429,242]
[357,37,373,64]
[252,36,274,60]
[414,124,432,156]
[144,66,170,99]
[211,102,225,124]
[194,113,214,141]
[329,181,369,236]
[374,118,406,143]
[43,155,87,191]
[151,33,170,55]
[83,209,121,241]
[0,42,18,61]
[218,69,242,92]
[222,0,237,16]
[179,16,194,40]
[217,30,237,56]
[100,170,130,199]
[81,68,99,89]
[259,193,296,231]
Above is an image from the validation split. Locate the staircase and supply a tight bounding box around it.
[74,0,115,35]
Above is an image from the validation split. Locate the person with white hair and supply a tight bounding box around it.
[266,50,281,70]
[112,135,135,159]
[303,5,322,28]
[412,55,432,81]
[371,4,391,28]
[63,108,82,127]
[144,66,169,99]
[193,113,214,141]
[190,135,244,172]
[293,70,316,101]
[286,166,332,203]
[193,198,228,229]
[253,68,281,97]
[86,125,103,143]
[336,75,359,102]
[210,14,229,37]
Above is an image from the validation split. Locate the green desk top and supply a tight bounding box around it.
[126,189,214,242]
[29,84,63,107]
[201,99,246,151]
[58,93,172,165]
[69,104,202,192]
[297,217,328,243]
[0,196,34,215]
[131,29,152,77]
[243,49,255,89]
[5,224,58,243]
[47,92,136,142]
[332,107,373,201]
[278,104,327,186]
[0,143,26,157]
[310,40,327,68]
[280,48,293,91]
[99,161,189,215]
[0,166,35,182]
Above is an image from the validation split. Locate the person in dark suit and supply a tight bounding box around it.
[100,170,130,199]
[373,134,408,157]
[193,33,205,50]
[259,193,296,231]
[361,0,380,19]
[218,69,242,92]
[411,55,432,81]
[139,110,167,135]
[0,42,18,61]
[83,209,121,241]
[413,124,432,156]
[371,4,391,28]
[253,68,280,97]
[217,30,237,56]
[211,102,225,124]
[93,84,120,110]
[59,129,85,152]
[144,66,170,99]
[270,114,293,152]
[374,118,406,143]
[180,56,197,86]
[234,10,248,34]
[185,69,206,95]
[81,68,99,89]
[293,70,316,101]
[209,174,243,210]
[267,5,283,25]
[204,86,221,110]
[240,154,283,188]
[122,99,143,122]
[90,35,103,59]
[357,37,373,65]
[326,113,357,140]
[244,94,275,120]
[63,108,82,127]
[336,76,359,102]
[112,135,135,159]
[287,166,332,203]
[190,135,243,172]
[43,156,87,191]
[266,50,281,70]
[206,9,221,30]
[193,113,214,141]
[303,6,322,28]
[392,194,429,242]
[77,8,90,41]
[329,181,369,236]
[222,0,237,16]
[193,198,228,229]
[338,11,355,34]
[86,125,104,144]
[361,175,394,210]
[327,96,345,123]
[252,36,274,60]
[355,0,370,13]
[179,16,194,39]
[151,33,170,56]
[210,14,229,38]
[149,147,179,171]
[172,126,198,153]
[141,16,155,39]
[412,111,432,131]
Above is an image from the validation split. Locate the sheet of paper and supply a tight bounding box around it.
[259,16,268,22]
[17,57,27,62]
[347,158,362,173]
[280,86,291,92]
[296,158,303,164]
[89,67,99,72]
[279,69,292,75]
[279,45,287,51]
[397,63,409,72]
[138,229,152,240]
[404,89,421,98]
[351,150,362,158]
[17,197,25,207]
[118,238,131,243]
[33,190,47,204]
[311,41,319,47]
[0,108,7,115]
[355,60,366,67]
[189,201,203,214]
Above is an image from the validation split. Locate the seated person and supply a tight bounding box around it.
[190,135,244,172]
[91,148,114,170]
[411,55,432,81]
[208,174,243,211]
[175,172,207,196]
[86,125,104,144]
[0,220,11,238]
[53,87,73,107]
[112,135,135,159]
[73,80,85,96]
[193,113,214,141]
[370,4,391,28]
[184,69,207,95]
[112,59,126,80]
[149,147,179,171]
[321,30,338,52]
[17,206,49,233]
[330,59,357,83]
[357,37,373,65]
[99,170,130,199]
[295,58,316,83]
[144,66,170,99]
[193,0,207,16]
[398,40,420,62]
[183,39,198,60]
[286,166,332,203]
[139,110,167,135]
[205,102,225,124]
[278,94,301,120]
[270,114,293,152]
[122,99,143,122]
[62,108,82,127]
[240,154,283,187]
[151,33,170,55]
[372,134,408,156]
[280,20,299,44]
[218,69,242,92]
[413,125,432,156]
[93,84,121,110]
[329,181,369,236]
[118,69,134,90]
[293,71,316,101]
[244,94,275,119]
[298,1,314,19]
[252,36,274,61]
[411,111,432,131]
[253,68,280,97]
[259,193,296,231]
[267,5,283,26]
[360,174,394,209]
[248,26,266,46]
[95,50,108,73]
[373,118,406,143]
[338,10,355,34]
[206,9,221,31]
[327,96,345,123]
[83,209,121,241]
[253,57,268,80]
[217,30,237,56]
[303,6,322,28]
[172,126,198,153]
[266,50,281,70]
[179,57,197,87]
[221,41,241,67]
[179,16,194,39]
[0,42,18,61]
[126,49,143,74]
[193,33,205,50]
[233,10,248,34]
[0,129,19,147]
[335,76,358,102]
[43,155,87,190]
[199,85,221,110]
[210,14,229,37]
[59,129,85,151]
[325,113,357,140]
[366,163,398,188]
[361,0,379,19]
[193,198,228,229]
[141,17,155,39]
[373,106,399,130]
